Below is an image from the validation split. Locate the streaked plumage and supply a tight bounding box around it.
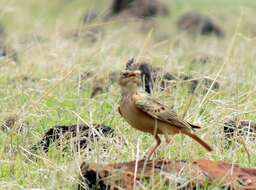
[118,70,212,158]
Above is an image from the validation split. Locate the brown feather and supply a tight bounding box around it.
[182,131,212,152]
[134,93,192,130]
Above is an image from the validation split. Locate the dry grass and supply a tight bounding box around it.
[0,0,256,189]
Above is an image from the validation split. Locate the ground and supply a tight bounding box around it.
[0,0,256,189]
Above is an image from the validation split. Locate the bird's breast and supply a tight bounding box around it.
[120,97,160,134]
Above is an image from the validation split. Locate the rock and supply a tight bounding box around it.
[110,0,134,15]
[153,70,220,94]
[31,124,114,153]
[91,78,108,98]
[108,0,169,19]
[179,75,220,94]
[190,53,222,65]
[78,159,256,190]
[152,68,177,90]
[125,58,220,94]
[138,63,154,94]
[79,71,111,97]
[108,71,120,83]
[200,77,220,92]
[80,71,95,81]
[224,119,256,143]
[0,115,30,132]
[0,115,17,131]
[177,11,224,37]
[79,71,95,90]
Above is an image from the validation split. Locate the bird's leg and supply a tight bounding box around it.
[164,134,172,144]
[161,129,172,144]
[146,134,161,159]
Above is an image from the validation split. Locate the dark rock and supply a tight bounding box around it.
[125,59,220,94]
[152,68,177,91]
[201,77,220,92]
[31,124,114,153]
[108,71,120,83]
[191,54,221,65]
[78,169,107,190]
[111,0,135,15]
[0,115,17,131]
[129,0,169,19]
[179,75,220,94]
[80,71,95,82]
[79,71,109,97]
[79,71,95,90]
[180,75,199,93]
[108,0,168,19]
[224,119,256,143]
[0,115,30,132]
[138,63,154,94]
[162,72,177,81]
[91,78,108,98]
[177,11,224,37]
[126,58,154,94]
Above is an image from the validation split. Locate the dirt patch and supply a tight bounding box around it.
[78,159,256,189]
[31,124,114,153]
[177,11,224,37]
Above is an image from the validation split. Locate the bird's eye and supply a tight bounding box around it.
[122,72,129,77]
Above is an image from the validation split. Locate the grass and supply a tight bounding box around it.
[1,0,256,189]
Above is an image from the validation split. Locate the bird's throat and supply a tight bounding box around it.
[121,89,139,101]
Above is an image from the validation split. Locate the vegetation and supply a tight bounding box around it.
[0,0,256,189]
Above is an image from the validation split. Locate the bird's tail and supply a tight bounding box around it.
[183,131,213,152]
[188,122,201,129]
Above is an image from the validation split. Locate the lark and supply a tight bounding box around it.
[118,70,212,158]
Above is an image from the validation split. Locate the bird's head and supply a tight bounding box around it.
[118,70,142,94]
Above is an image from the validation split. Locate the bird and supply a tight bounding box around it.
[118,70,212,158]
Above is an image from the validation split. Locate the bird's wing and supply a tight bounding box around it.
[134,93,192,130]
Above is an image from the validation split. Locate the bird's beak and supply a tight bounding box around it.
[128,71,141,77]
